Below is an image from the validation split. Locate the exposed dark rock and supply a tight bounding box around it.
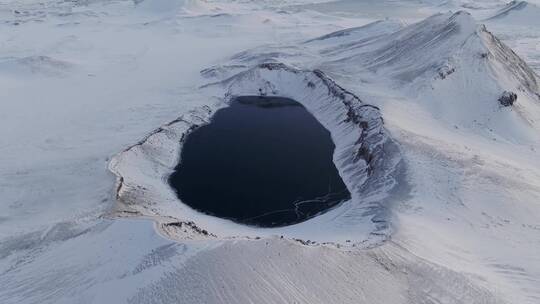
[165,221,216,237]
[499,91,517,106]
[437,65,455,79]
[200,64,246,79]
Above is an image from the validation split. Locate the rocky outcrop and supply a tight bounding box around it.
[499,91,518,106]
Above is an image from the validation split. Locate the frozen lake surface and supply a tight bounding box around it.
[169,96,350,227]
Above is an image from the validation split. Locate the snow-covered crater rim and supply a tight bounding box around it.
[108,63,402,247]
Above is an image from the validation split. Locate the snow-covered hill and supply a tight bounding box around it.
[218,11,540,143]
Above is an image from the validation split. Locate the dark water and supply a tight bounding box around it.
[169,96,350,227]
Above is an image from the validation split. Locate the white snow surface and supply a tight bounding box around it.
[2,0,540,303]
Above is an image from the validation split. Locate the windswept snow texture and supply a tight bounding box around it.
[2,1,540,304]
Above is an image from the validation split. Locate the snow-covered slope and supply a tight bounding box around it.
[483,0,540,79]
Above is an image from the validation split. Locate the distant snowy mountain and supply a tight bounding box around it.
[485,1,540,26]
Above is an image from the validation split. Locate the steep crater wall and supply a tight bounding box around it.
[109,63,403,246]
